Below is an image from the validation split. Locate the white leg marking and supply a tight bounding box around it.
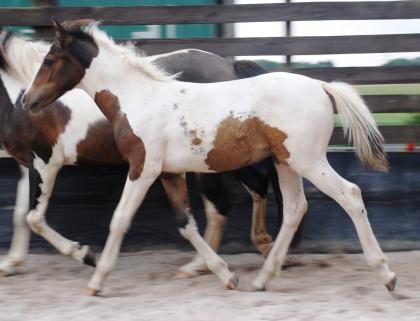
[302,159,395,288]
[87,172,159,294]
[0,166,30,275]
[178,196,227,277]
[252,164,307,290]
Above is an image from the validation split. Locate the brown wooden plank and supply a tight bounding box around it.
[363,95,420,113]
[132,34,420,56]
[331,125,420,145]
[0,1,419,26]
[284,66,420,85]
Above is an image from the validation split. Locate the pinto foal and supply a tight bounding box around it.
[24,19,396,296]
[0,30,275,279]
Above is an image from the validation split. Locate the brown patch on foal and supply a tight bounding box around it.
[94,90,146,180]
[205,116,289,171]
[76,119,124,165]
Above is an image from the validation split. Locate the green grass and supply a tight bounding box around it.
[355,83,420,95]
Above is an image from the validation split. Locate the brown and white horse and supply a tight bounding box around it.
[24,19,396,296]
[0,29,278,280]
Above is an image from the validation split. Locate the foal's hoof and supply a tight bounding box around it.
[253,284,266,292]
[174,270,193,279]
[251,279,266,292]
[86,287,100,296]
[225,273,239,290]
[386,275,397,292]
[83,248,97,267]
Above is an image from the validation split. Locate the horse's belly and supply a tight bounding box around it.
[162,153,211,173]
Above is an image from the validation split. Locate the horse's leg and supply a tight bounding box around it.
[232,167,273,257]
[0,166,30,276]
[86,170,158,295]
[161,173,237,288]
[300,158,396,291]
[177,173,229,277]
[26,161,96,267]
[252,163,307,291]
[265,158,303,266]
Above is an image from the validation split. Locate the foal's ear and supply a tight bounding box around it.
[52,18,68,45]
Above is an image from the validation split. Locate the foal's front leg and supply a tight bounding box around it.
[87,170,159,295]
[161,173,237,289]
[0,166,30,276]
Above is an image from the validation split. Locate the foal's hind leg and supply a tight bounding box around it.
[253,164,307,291]
[0,166,30,276]
[161,173,237,289]
[302,159,396,291]
[26,160,95,267]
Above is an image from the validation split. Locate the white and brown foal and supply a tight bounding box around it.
[0,30,274,282]
[24,19,397,296]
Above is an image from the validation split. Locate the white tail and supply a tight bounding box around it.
[322,81,388,171]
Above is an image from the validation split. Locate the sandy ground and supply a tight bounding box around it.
[0,250,419,321]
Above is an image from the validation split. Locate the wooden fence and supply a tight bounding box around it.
[0,1,419,145]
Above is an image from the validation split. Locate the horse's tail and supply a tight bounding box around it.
[233,60,268,78]
[322,81,388,171]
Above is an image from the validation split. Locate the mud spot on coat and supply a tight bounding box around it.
[95,89,146,180]
[205,116,289,171]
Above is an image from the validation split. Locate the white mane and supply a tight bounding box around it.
[0,31,50,84]
[84,23,176,82]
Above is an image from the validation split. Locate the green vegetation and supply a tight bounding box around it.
[384,57,420,67]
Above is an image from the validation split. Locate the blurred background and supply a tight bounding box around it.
[0,0,419,254]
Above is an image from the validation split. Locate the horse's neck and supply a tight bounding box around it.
[81,52,156,115]
[0,72,22,140]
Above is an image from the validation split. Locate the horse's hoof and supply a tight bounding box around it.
[83,248,96,267]
[225,273,239,290]
[386,275,397,292]
[253,285,266,292]
[174,270,192,279]
[86,287,100,296]
[252,280,266,292]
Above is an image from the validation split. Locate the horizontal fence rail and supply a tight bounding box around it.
[132,34,420,56]
[0,1,419,26]
[284,66,420,85]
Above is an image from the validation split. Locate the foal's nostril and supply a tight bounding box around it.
[21,94,27,105]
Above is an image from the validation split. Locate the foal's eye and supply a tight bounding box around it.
[44,59,54,66]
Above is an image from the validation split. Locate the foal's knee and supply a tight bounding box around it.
[26,210,45,234]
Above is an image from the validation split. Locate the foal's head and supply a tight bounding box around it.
[23,18,98,112]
